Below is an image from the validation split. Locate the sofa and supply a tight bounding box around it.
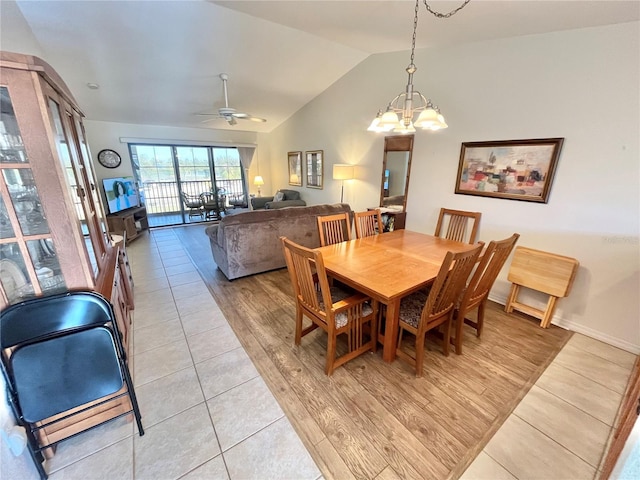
[205,203,351,280]
[251,189,306,210]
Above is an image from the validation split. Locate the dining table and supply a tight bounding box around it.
[316,229,476,362]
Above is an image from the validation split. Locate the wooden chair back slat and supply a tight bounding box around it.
[422,244,484,330]
[354,209,383,239]
[317,213,351,246]
[280,236,377,375]
[435,208,482,244]
[453,233,520,353]
[396,243,483,376]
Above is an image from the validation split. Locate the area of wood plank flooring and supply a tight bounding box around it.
[174,224,572,480]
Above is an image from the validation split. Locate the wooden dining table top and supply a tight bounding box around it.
[316,229,476,362]
[316,230,475,302]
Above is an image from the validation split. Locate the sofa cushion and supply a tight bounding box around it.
[205,203,352,280]
[280,189,301,201]
[273,191,285,202]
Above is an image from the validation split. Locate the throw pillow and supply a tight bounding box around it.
[273,191,285,202]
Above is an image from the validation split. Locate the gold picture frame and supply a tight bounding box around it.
[288,151,302,186]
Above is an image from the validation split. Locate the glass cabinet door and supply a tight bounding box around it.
[0,86,66,304]
[47,95,103,277]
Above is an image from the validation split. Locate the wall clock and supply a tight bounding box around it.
[97,149,121,169]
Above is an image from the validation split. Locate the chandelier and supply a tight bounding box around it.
[368,0,471,133]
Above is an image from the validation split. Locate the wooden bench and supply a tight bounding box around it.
[505,246,579,328]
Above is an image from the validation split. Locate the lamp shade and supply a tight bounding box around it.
[333,164,354,181]
[379,110,400,127]
[253,175,264,186]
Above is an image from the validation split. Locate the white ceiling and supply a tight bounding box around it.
[4,0,639,133]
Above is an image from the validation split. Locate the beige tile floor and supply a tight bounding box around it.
[6,227,635,479]
[43,228,321,480]
[461,327,637,480]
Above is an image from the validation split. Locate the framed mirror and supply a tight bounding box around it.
[305,150,323,189]
[380,135,413,212]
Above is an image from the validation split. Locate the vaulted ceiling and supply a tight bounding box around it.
[3,0,638,133]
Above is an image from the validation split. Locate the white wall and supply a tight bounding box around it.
[83,120,267,208]
[265,22,640,353]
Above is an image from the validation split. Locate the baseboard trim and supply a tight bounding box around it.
[488,293,640,355]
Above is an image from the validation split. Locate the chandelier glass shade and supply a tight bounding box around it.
[367,0,470,134]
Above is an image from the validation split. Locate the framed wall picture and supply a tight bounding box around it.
[455,138,564,203]
[288,151,302,186]
[305,150,323,189]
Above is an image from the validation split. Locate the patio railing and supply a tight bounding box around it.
[141,179,245,216]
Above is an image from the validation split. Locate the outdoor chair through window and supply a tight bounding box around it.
[181,192,203,219]
[200,192,223,221]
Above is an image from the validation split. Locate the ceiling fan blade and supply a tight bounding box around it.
[196,73,267,126]
[232,112,267,123]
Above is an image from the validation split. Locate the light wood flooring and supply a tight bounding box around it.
[174,224,573,480]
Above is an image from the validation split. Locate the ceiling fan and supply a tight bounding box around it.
[197,73,266,125]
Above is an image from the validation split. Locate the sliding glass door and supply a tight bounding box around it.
[129,144,245,227]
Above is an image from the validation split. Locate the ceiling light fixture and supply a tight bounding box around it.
[368,0,471,134]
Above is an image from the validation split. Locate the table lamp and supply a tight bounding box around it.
[253,175,264,196]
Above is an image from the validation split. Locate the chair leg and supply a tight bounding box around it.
[476,300,486,338]
[442,319,451,357]
[370,302,378,353]
[415,331,426,377]
[121,361,145,436]
[326,333,337,376]
[19,421,47,479]
[294,307,303,345]
[454,310,464,355]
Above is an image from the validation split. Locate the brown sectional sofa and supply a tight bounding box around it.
[205,203,351,280]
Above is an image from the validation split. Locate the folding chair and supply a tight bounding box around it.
[0,291,144,479]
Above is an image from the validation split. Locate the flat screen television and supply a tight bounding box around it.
[103,177,140,214]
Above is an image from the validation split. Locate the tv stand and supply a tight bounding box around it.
[107,206,148,242]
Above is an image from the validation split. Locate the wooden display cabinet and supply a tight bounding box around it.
[0,51,135,452]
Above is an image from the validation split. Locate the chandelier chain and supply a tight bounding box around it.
[423,0,472,19]
[409,0,420,67]
[410,0,471,67]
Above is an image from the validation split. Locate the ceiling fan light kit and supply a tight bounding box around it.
[198,73,267,125]
[368,0,471,134]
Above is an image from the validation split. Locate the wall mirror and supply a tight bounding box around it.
[380,135,413,212]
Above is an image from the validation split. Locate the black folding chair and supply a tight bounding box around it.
[0,291,144,479]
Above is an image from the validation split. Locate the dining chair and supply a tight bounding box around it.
[181,192,204,219]
[280,236,377,375]
[317,212,351,246]
[395,242,483,377]
[200,192,222,220]
[434,208,482,244]
[354,209,383,239]
[452,233,520,354]
[0,291,144,479]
